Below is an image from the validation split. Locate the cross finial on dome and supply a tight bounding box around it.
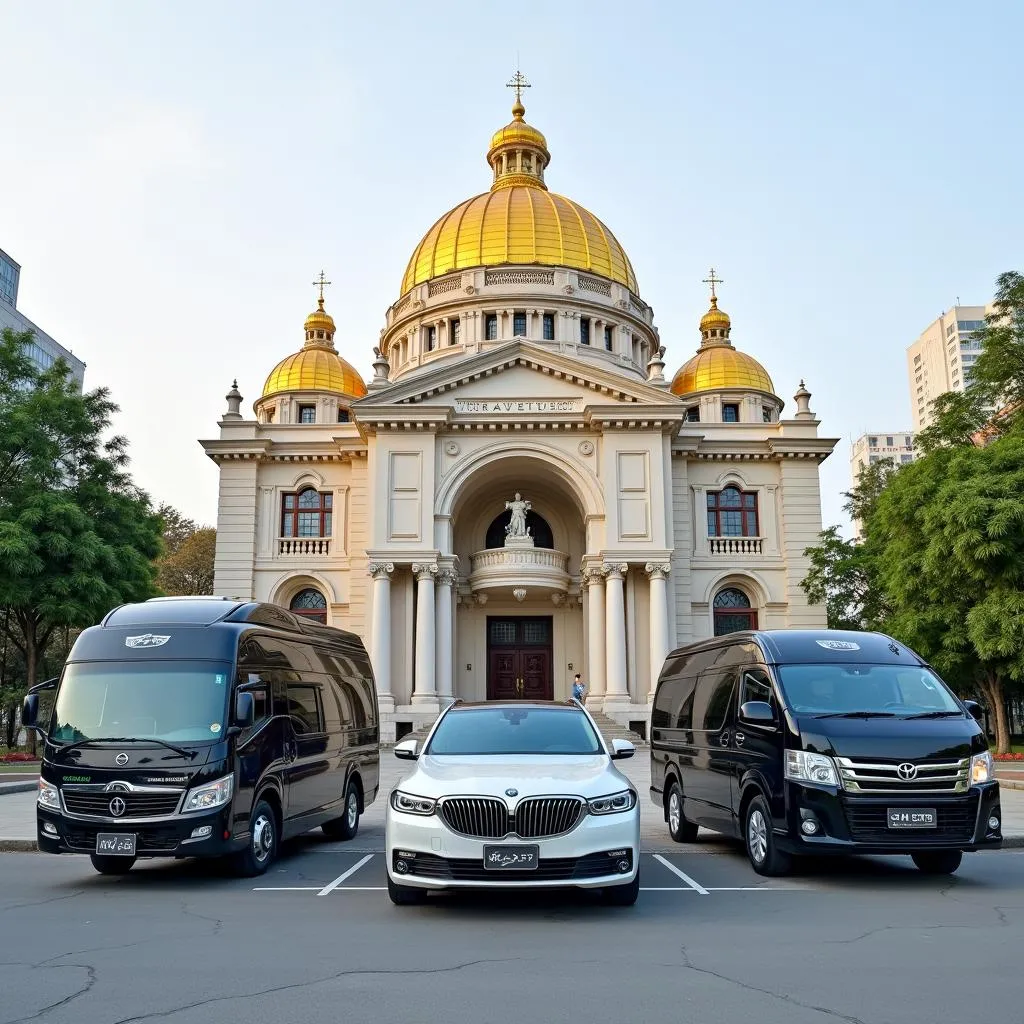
[506,69,531,118]
[312,270,331,309]
[702,267,723,300]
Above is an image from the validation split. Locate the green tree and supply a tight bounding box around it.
[0,328,162,700]
[156,525,216,596]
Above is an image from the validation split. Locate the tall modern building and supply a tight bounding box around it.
[907,304,989,431]
[849,431,915,538]
[0,248,85,390]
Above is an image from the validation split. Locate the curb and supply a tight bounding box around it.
[0,782,38,795]
[0,840,38,852]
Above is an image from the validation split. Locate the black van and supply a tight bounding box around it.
[650,629,1001,876]
[22,597,379,876]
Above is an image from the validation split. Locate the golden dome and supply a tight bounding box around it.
[699,295,731,333]
[671,347,774,396]
[304,297,336,334]
[399,94,638,296]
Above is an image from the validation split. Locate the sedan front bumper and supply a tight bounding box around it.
[386,807,640,889]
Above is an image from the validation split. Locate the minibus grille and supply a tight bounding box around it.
[63,790,183,819]
[836,756,969,794]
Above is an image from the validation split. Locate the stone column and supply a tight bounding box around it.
[604,563,629,702]
[412,562,438,704]
[645,562,671,701]
[583,568,606,698]
[435,569,457,699]
[368,562,394,709]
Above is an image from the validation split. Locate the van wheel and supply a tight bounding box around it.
[322,782,360,841]
[745,795,791,877]
[388,874,424,906]
[232,799,278,877]
[912,850,962,875]
[90,854,135,875]
[666,781,699,843]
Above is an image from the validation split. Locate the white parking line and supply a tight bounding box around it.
[253,886,321,891]
[318,854,374,895]
[653,854,709,894]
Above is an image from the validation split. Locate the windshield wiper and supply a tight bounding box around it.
[901,710,964,719]
[812,711,899,719]
[54,737,196,760]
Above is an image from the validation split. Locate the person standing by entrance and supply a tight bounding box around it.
[572,673,586,704]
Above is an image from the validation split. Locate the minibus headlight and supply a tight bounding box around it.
[785,750,840,788]
[970,751,994,785]
[37,779,60,810]
[182,775,233,813]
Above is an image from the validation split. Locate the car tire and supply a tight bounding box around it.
[911,850,963,875]
[232,798,278,878]
[387,874,424,906]
[603,870,640,906]
[322,782,360,841]
[744,795,792,877]
[89,854,135,875]
[666,781,699,843]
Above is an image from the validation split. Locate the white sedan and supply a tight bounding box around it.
[385,700,640,906]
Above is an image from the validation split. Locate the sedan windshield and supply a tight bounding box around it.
[426,707,603,755]
[777,664,963,717]
[49,661,232,745]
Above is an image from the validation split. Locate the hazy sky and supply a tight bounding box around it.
[2,1,1021,533]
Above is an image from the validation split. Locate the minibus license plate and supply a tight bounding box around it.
[887,808,936,829]
[96,833,137,856]
[483,845,539,870]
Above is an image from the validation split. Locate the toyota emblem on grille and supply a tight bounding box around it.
[115,753,129,766]
[505,788,518,797]
[897,762,918,780]
[109,797,127,816]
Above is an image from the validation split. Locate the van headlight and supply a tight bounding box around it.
[785,750,840,788]
[390,791,437,816]
[587,790,637,815]
[182,775,233,813]
[37,779,60,810]
[970,751,994,785]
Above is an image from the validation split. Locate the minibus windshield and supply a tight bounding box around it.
[48,661,232,745]
[777,664,963,718]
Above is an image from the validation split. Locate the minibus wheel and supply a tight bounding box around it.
[90,854,135,875]
[744,795,792,877]
[911,850,962,875]
[322,781,360,841]
[232,798,278,877]
[666,781,698,843]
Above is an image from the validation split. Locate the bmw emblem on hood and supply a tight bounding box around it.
[505,788,518,797]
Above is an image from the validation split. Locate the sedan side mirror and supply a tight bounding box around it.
[394,739,419,760]
[962,699,984,721]
[234,692,255,729]
[610,739,635,760]
[739,700,776,726]
[21,693,39,730]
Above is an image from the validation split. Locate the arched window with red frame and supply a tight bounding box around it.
[707,486,759,537]
[290,588,327,624]
[281,487,333,538]
[713,587,757,636]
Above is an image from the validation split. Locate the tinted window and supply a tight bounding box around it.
[286,684,323,734]
[694,671,736,731]
[652,676,696,730]
[739,669,774,707]
[777,664,962,716]
[427,708,601,755]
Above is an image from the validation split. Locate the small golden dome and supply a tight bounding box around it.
[262,347,367,400]
[489,106,549,157]
[304,297,336,335]
[699,295,731,333]
[670,346,774,397]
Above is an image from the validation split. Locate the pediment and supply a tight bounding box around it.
[356,341,681,411]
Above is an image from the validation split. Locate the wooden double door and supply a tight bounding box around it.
[487,617,554,701]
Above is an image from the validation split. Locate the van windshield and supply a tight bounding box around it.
[49,661,232,745]
[777,664,963,717]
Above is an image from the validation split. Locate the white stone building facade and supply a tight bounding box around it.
[201,95,837,741]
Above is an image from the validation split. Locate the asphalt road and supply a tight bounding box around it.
[2,835,1023,1024]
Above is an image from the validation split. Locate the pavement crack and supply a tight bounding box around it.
[678,944,869,1024]
[7,963,97,1023]
[177,900,223,936]
[111,958,533,1023]
[0,890,85,915]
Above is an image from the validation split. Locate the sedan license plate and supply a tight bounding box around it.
[483,844,539,871]
[887,808,936,829]
[96,833,137,856]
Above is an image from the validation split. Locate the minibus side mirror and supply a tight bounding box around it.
[739,700,776,726]
[234,692,255,729]
[394,739,419,760]
[962,699,984,721]
[21,694,39,730]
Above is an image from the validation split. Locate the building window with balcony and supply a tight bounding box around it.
[282,488,333,538]
[707,486,758,537]
[722,403,739,423]
[485,508,554,549]
[450,318,461,345]
[580,317,591,345]
[713,588,757,636]
[485,314,498,340]
[542,313,554,340]
[290,588,328,624]
[298,404,316,424]
[513,311,527,336]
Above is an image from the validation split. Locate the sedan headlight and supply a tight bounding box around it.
[390,790,437,816]
[182,775,233,813]
[587,790,637,815]
[37,779,60,810]
[970,751,994,785]
[785,750,840,788]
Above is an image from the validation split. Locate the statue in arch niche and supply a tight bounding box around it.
[504,492,534,548]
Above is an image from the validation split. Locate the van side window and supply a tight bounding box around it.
[739,669,774,708]
[696,672,736,731]
[287,683,324,735]
[652,677,695,730]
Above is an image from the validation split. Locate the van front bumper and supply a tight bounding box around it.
[776,781,1002,855]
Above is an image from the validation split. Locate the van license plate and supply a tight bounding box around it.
[96,833,137,856]
[887,808,936,829]
[483,845,539,870]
